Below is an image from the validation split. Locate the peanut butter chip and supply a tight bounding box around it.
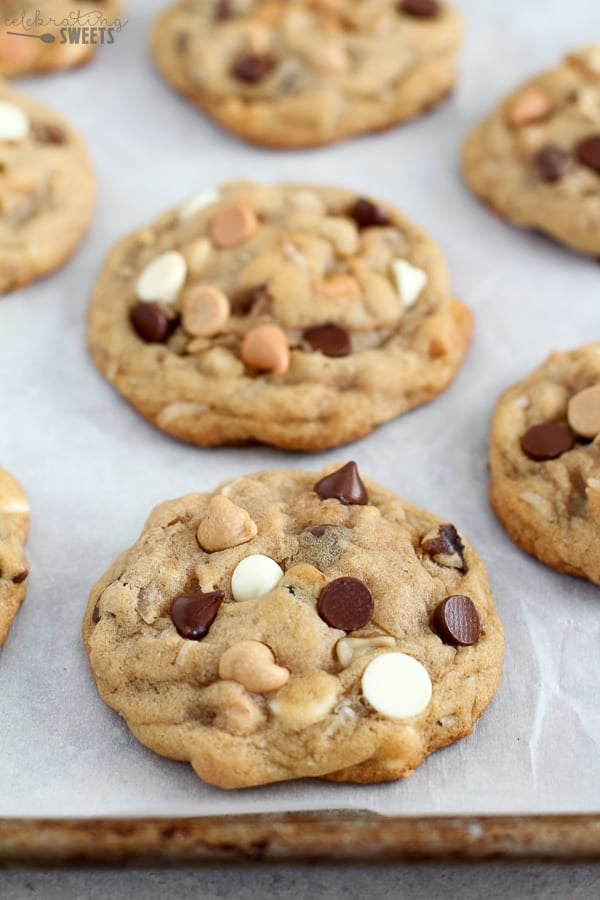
[567,385,600,438]
[507,87,553,127]
[182,286,230,337]
[241,324,290,375]
[197,494,258,552]
[211,203,259,249]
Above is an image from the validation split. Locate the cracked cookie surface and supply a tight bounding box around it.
[83,462,503,789]
[0,82,95,295]
[87,180,472,451]
[462,46,600,257]
[0,1,123,77]
[490,343,600,585]
[0,468,30,647]
[151,0,463,149]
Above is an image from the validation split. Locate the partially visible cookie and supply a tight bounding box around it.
[462,46,600,257]
[83,462,503,789]
[88,180,472,451]
[0,82,95,295]
[151,0,463,149]
[0,2,122,77]
[490,343,600,585]
[0,468,30,646]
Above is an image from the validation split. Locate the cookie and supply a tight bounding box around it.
[0,468,30,647]
[87,181,472,451]
[490,344,600,585]
[462,46,600,257]
[0,82,95,295]
[83,462,504,789]
[0,2,122,77]
[151,0,463,149]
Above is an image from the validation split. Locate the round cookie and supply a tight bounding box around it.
[151,0,463,150]
[87,181,473,451]
[0,468,30,647]
[0,1,122,77]
[462,46,600,258]
[83,462,504,789]
[490,343,600,585]
[0,82,95,295]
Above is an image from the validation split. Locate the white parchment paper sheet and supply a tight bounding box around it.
[1,0,599,818]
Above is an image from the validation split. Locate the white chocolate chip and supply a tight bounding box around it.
[231,554,283,602]
[0,102,30,142]
[182,238,213,277]
[136,251,187,304]
[361,653,432,720]
[178,191,220,222]
[391,259,428,308]
[319,217,360,256]
[336,635,396,668]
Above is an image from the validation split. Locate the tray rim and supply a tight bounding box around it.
[2,812,600,866]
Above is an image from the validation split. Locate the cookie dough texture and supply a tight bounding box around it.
[88,181,472,451]
[0,468,30,647]
[462,46,600,257]
[151,0,463,149]
[0,2,122,77]
[83,465,503,789]
[490,344,600,584]
[0,82,95,295]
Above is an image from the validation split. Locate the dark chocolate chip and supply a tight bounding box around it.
[215,0,234,20]
[432,595,481,646]
[303,323,351,358]
[534,145,573,183]
[32,123,66,145]
[317,577,374,632]
[399,0,440,18]
[421,524,467,574]
[576,134,600,173]
[92,597,102,624]
[521,422,575,461]
[314,462,369,506]
[11,569,28,584]
[130,302,173,344]
[309,525,329,538]
[232,54,276,84]
[231,285,272,316]
[348,197,391,230]
[171,590,224,641]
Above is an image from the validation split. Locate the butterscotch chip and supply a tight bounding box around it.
[490,343,600,585]
[83,464,503,790]
[463,45,600,257]
[88,181,472,451]
[0,468,30,647]
[151,0,464,149]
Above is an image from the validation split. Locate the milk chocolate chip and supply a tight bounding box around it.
[318,577,374,632]
[130,302,173,344]
[232,54,276,84]
[534,146,573,183]
[171,590,224,641]
[432,595,481,647]
[348,197,391,229]
[303,323,351,358]
[421,524,467,574]
[314,462,369,505]
[400,0,440,18]
[521,422,575,461]
[576,135,600,173]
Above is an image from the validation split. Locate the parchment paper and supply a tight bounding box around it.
[1,0,599,818]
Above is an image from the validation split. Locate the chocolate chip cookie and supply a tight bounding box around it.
[87,181,472,451]
[151,0,463,149]
[490,343,600,585]
[462,46,600,257]
[0,1,122,77]
[83,462,504,789]
[0,468,30,647]
[0,82,95,295]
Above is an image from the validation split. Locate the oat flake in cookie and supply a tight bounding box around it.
[0,468,30,647]
[151,0,463,149]
[87,181,472,451]
[462,46,600,257]
[0,83,95,295]
[83,463,503,789]
[490,343,600,585]
[0,1,122,77]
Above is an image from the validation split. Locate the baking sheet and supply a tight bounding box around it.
[1,0,599,819]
